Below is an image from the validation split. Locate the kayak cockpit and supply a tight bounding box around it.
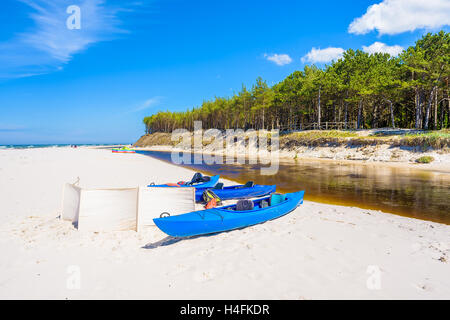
[218,193,289,212]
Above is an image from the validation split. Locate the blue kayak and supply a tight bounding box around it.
[148,175,220,189]
[195,184,276,202]
[153,191,304,237]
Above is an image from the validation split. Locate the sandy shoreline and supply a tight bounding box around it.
[0,147,449,299]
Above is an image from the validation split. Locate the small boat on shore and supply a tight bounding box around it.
[148,173,220,189]
[195,182,276,202]
[112,146,136,153]
[153,191,304,237]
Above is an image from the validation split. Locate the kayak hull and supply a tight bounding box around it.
[148,175,220,189]
[195,184,276,202]
[153,191,304,237]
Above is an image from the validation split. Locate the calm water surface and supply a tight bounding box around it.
[137,150,450,225]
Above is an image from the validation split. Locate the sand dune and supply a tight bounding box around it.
[0,147,449,299]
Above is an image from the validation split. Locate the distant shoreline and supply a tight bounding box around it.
[0,143,127,150]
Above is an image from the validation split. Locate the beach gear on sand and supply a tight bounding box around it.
[269,193,286,206]
[202,189,222,206]
[153,191,304,237]
[205,198,218,209]
[148,173,220,189]
[112,146,136,153]
[195,183,276,202]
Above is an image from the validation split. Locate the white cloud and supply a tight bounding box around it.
[264,53,293,66]
[349,0,450,35]
[362,42,404,56]
[134,97,163,112]
[0,0,135,78]
[301,47,344,64]
[0,124,27,132]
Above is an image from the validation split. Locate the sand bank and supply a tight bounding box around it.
[0,147,449,299]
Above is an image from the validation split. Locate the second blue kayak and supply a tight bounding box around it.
[195,184,276,202]
[148,175,220,189]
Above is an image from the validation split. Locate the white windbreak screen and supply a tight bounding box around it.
[62,183,81,223]
[62,184,196,231]
[78,188,138,232]
[137,187,195,228]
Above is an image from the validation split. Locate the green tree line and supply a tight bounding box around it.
[144,31,449,133]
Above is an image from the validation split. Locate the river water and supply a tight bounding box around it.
[137,150,450,225]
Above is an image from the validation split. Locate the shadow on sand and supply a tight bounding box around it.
[142,233,219,249]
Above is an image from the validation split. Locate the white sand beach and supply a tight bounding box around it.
[0,147,449,299]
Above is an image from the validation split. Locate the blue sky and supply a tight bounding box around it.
[0,0,449,144]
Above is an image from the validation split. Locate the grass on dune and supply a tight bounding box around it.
[282,130,359,139]
[134,132,176,147]
[280,130,359,148]
[136,129,450,150]
[280,130,388,148]
[399,130,450,149]
[280,129,450,149]
[416,156,435,163]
